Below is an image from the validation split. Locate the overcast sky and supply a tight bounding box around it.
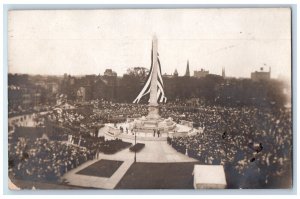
[8,8,291,79]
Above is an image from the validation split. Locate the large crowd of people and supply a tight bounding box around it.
[8,98,292,188]
[9,133,131,183]
[9,137,95,183]
[92,101,148,123]
[8,101,138,184]
[167,104,292,188]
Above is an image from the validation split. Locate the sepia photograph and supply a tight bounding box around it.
[7,8,292,190]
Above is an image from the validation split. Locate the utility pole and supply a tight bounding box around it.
[134,131,137,163]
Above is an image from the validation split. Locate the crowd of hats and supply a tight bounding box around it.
[167,104,292,188]
[9,136,131,183]
[8,102,139,184]
[8,100,292,188]
[9,138,95,183]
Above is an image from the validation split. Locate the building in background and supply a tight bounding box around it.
[162,73,174,78]
[77,87,86,102]
[104,69,117,77]
[251,67,271,81]
[47,82,59,94]
[194,68,209,78]
[173,69,178,77]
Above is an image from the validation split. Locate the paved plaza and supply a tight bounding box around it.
[62,137,197,189]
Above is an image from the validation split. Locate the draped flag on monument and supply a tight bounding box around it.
[133,43,167,104]
[157,54,167,103]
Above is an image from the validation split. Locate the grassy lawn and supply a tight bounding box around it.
[116,162,199,189]
[76,159,123,178]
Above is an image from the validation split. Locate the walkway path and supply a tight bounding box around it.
[113,140,197,162]
[63,139,197,189]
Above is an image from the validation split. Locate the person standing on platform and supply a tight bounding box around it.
[157,130,160,138]
[153,129,156,137]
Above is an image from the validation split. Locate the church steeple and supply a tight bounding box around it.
[173,69,178,77]
[185,60,190,77]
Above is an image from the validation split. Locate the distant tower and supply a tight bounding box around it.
[174,69,178,77]
[222,67,226,78]
[185,60,190,77]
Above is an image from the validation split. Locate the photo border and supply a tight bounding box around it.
[2,3,297,196]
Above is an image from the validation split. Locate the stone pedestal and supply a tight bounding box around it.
[147,106,160,120]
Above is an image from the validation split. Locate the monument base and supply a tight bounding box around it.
[103,105,201,141]
[146,105,160,120]
[103,114,202,141]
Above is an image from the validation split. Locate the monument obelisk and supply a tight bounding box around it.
[147,35,160,119]
[132,35,166,119]
[104,36,194,141]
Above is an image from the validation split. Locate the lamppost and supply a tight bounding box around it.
[134,130,137,163]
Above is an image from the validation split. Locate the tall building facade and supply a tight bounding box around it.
[251,67,271,81]
[194,69,209,78]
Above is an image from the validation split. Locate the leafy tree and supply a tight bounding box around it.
[126,67,149,81]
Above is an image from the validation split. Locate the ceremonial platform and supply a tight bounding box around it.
[103,118,200,141]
